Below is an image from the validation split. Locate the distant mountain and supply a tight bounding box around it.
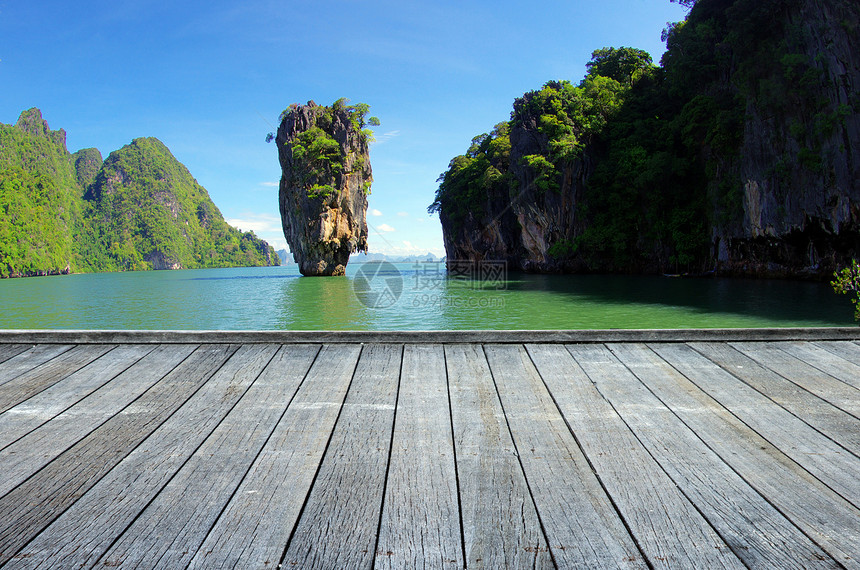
[352,252,442,263]
[275,250,442,265]
[0,109,279,278]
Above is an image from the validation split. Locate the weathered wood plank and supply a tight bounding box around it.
[814,340,860,365]
[376,344,463,569]
[82,344,285,569]
[731,341,860,417]
[0,344,195,493]
[0,344,155,450]
[280,343,402,569]
[776,341,860,390]
[0,344,114,412]
[691,341,860,455]
[654,342,860,508]
[529,344,744,569]
[185,344,359,570]
[447,344,551,569]
[0,344,74,386]
[3,337,859,569]
[7,344,277,570]
[484,344,647,568]
[0,344,238,566]
[0,344,28,365]
[613,342,860,567]
[584,343,839,569]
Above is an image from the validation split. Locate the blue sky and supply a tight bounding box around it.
[0,0,688,257]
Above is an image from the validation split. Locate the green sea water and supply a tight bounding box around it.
[0,261,855,330]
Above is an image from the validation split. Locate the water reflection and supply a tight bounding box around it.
[275,274,367,329]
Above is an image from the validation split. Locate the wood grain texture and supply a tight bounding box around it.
[814,340,860,366]
[0,344,114,412]
[9,344,273,570]
[0,344,28,366]
[653,342,860,508]
[589,343,839,569]
[776,341,860,390]
[615,342,860,567]
[484,344,647,569]
[5,342,257,569]
[0,344,73,386]
[281,343,402,570]
[2,338,859,568]
[731,341,860,417]
[0,344,238,567]
[691,341,860,455]
[2,327,858,345]
[88,344,284,569]
[447,343,551,569]
[376,344,464,569]
[0,344,154,449]
[529,344,744,569]
[186,344,358,570]
[0,344,195,493]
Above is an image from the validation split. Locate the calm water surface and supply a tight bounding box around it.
[0,262,854,330]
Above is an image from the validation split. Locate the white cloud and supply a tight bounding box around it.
[225,212,288,250]
[367,239,445,259]
[260,181,278,187]
[370,208,383,216]
[226,212,281,233]
[371,130,400,146]
[376,223,396,233]
[396,211,409,217]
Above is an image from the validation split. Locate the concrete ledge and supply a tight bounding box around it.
[0,328,858,344]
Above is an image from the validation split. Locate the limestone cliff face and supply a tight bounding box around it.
[713,0,860,277]
[440,97,589,272]
[276,101,371,276]
[438,0,860,278]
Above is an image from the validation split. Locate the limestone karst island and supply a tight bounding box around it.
[0,109,279,278]
[431,0,859,280]
[0,0,858,294]
[274,99,376,276]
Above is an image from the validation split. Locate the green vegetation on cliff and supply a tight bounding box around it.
[429,121,511,232]
[432,0,860,276]
[0,168,76,277]
[0,109,279,278]
[271,98,378,200]
[430,41,716,272]
[832,259,860,319]
[81,137,278,272]
[0,110,82,277]
[274,98,374,276]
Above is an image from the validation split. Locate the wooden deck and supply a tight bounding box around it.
[0,331,859,568]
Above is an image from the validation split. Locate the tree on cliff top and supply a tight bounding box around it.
[278,98,378,199]
[585,47,654,86]
[269,98,379,145]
